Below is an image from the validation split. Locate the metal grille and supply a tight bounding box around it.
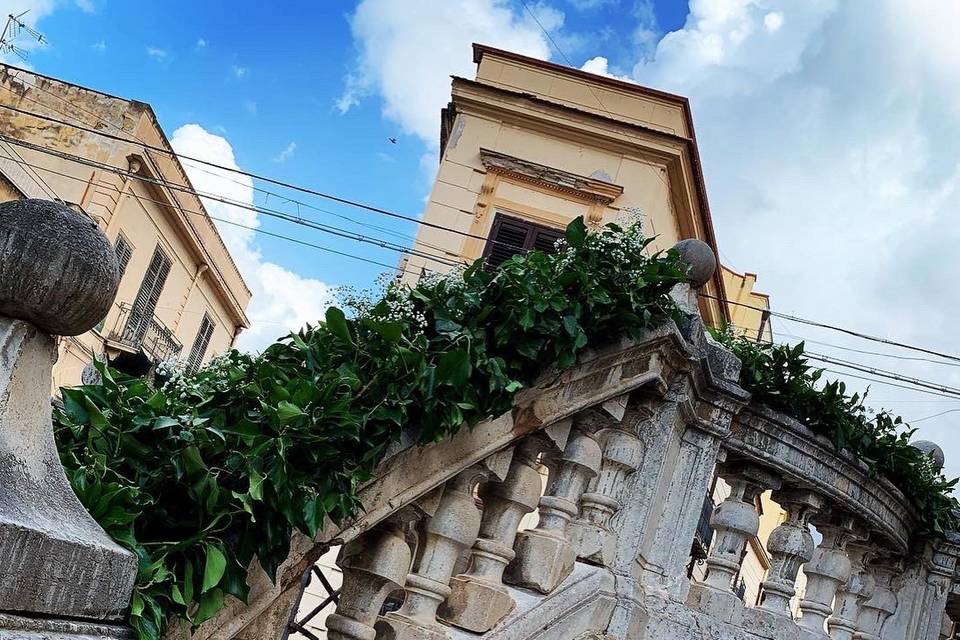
[284,565,341,640]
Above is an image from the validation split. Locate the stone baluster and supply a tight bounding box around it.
[505,426,602,593]
[326,519,415,640]
[758,489,824,616]
[569,412,643,566]
[0,200,137,638]
[798,515,858,634]
[378,451,512,640]
[854,558,900,640]
[700,463,780,594]
[829,544,876,640]
[440,420,571,632]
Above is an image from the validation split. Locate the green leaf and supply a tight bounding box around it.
[201,545,227,593]
[437,350,472,386]
[564,216,588,248]
[194,588,225,624]
[325,306,352,343]
[276,401,305,424]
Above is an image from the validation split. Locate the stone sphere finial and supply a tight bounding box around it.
[673,238,717,288]
[0,199,120,336]
[911,440,945,469]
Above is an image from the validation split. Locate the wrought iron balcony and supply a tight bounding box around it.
[108,302,182,364]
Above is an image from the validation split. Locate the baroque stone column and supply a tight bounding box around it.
[855,558,900,640]
[798,515,858,634]
[829,544,876,640]
[440,421,570,632]
[378,452,512,640]
[569,407,643,566]
[757,489,823,616]
[505,426,602,594]
[0,200,137,638]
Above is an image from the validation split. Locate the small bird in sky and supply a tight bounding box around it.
[388,137,397,144]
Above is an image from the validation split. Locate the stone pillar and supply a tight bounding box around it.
[326,520,413,640]
[884,536,960,640]
[506,427,601,594]
[758,489,823,616]
[378,453,511,640]
[854,558,899,640]
[569,415,643,566]
[687,463,780,621]
[798,515,858,634]
[0,199,137,638]
[440,421,570,633]
[829,544,876,640]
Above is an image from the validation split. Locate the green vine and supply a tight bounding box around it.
[714,329,960,536]
[53,217,685,639]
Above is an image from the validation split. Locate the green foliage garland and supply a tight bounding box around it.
[715,330,960,536]
[53,217,685,639]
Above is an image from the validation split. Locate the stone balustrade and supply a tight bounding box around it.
[0,201,952,640]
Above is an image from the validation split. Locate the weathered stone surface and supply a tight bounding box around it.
[0,319,136,621]
[0,612,134,639]
[0,199,119,336]
[672,238,717,288]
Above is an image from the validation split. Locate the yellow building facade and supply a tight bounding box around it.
[0,65,251,390]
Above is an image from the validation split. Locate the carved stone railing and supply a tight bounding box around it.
[4,200,952,640]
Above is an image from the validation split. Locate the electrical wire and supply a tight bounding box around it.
[0,132,464,268]
[702,293,960,365]
[804,353,960,398]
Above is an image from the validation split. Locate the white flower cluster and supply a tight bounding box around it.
[373,285,427,330]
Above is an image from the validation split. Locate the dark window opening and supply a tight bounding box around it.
[187,314,215,373]
[481,213,564,269]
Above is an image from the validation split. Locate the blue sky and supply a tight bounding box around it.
[9,0,960,473]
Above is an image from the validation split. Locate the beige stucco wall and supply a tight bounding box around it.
[0,64,251,390]
[722,266,772,342]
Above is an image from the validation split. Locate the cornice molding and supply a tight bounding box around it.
[479,148,623,205]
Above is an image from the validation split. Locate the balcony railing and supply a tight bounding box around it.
[108,302,182,363]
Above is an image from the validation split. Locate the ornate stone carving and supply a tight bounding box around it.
[758,489,823,616]
[506,428,602,593]
[798,515,858,633]
[854,558,900,640]
[440,424,570,632]
[829,544,876,640]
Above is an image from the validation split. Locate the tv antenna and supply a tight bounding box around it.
[0,11,46,63]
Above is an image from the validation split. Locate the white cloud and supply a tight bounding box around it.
[580,55,632,81]
[617,0,960,479]
[567,0,616,9]
[170,124,335,352]
[75,0,94,12]
[196,38,207,49]
[231,65,248,79]
[339,0,554,149]
[272,141,296,163]
[146,46,168,60]
[91,40,106,53]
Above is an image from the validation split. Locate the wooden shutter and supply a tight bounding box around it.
[482,213,563,269]
[127,246,171,342]
[114,234,133,279]
[187,314,215,372]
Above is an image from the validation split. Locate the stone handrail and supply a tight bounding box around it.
[3,199,959,640]
[727,404,918,553]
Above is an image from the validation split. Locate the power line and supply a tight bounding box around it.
[908,408,960,424]
[0,98,516,251]
[1,78,429,248]
[818,367,960,402]
[0,151,437,277]
[805,352,960,399]
[0,132,464,268]
[703,293,960,365]
[774,324,960,368]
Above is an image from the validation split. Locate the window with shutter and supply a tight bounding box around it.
[114,234,133,279]
[125,245,171,343]
[482,213,563,269]
[187,314,215,373]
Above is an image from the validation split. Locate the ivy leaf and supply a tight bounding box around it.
[276,401,305,424]
[194,588,225,624]
[565,216,588,248]
[437,350,472,386]
[201,545,227,593]
[325,307,352,344]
